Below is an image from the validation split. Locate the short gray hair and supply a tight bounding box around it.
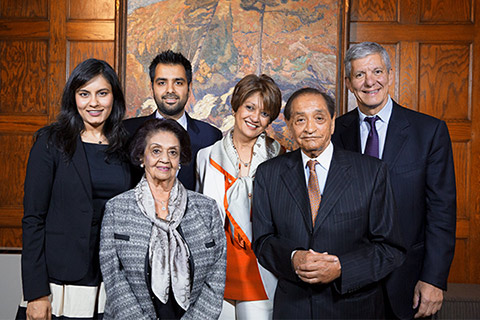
[344,42,392,78]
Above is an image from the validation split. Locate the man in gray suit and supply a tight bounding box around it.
[252,88,405,319]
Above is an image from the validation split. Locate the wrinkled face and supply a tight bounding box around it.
[152,64,190,119]
[75,75,113,130]
[142,130,181,184]
[288,93,335,158]
[233,92,271,141]
[346,53,393,115]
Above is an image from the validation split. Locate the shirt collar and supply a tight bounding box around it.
[301,141,333,172]
[357,96,393,124]
[155,110,188,130]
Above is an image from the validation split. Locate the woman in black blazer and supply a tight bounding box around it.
[17,59,131,320]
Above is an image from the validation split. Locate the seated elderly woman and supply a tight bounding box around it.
[99,118,226,320]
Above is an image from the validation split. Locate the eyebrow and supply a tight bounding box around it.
[77,87,110,92]
[155,77,186,82]
[149,142,180,148]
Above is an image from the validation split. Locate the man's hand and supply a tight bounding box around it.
[413,280,443,318]
[292,249,341,284]
[26,296,51,320]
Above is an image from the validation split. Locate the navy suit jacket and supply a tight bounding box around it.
[332,101,456,319]
[252,148,405,319]
[123,112,222,190]
[22,133,131,301]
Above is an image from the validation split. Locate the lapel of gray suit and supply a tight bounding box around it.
[382,103,410,166]
[280,150,313,230]
[314,148,352,230]
[72,137,93,201]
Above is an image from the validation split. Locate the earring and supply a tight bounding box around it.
[178,164,182,170]
[140,163,144,168]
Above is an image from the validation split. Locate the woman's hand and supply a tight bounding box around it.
[26,296,51,320]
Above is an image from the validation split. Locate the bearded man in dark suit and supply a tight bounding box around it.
[332,42,456,319]
[252,87,405,319]
[124,50,222,190]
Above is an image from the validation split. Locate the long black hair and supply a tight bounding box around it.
[37,58,128,160]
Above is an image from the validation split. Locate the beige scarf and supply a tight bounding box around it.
[134,176,191,310]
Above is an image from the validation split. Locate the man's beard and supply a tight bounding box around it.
[154,93,188,117]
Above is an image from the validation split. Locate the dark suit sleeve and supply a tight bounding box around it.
[336,162,405,294]
[21,134,54,301]
[252,166,303,283]
[421,121,456,290]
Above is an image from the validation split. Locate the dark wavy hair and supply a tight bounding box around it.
[230,74,282,123]
[149,50,192,85]
[284,87,335,120]
[37,58,128,160]
[129,118,192,166]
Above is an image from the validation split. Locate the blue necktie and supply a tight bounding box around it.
[364,116,380,158]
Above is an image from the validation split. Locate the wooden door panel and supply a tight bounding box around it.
[350,0,397,22]
[0,0,48,19]
[420,0,472,22]
[0,0,121,249]
[69,41,115,72]
[68,0,115,20]
[0,134,32,207]
[418,44,470,120]
[0,40,48,115]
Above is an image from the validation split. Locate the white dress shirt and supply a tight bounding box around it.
[357,97,393,159]
[155,110,188,131]
[300,142,333,196]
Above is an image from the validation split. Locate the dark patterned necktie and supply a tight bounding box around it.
[364,116,380,158]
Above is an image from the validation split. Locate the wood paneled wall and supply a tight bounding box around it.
[1,0,478,285]
[346,0,480,283]
[0,0,122,249]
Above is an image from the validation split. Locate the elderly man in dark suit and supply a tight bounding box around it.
[332,42,456,319]
[252,87,405,319]
[124,50,222,190]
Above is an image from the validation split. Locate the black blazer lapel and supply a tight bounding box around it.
[382,103,410,165]
[338,111,361,152]
[185,112,199,136]
[280,150,312,230]
[314,149,352,229]
[71,137,93,201]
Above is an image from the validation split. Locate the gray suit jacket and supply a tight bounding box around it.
[100,189,226,320]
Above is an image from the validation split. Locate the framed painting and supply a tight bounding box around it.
[125,0,342,148]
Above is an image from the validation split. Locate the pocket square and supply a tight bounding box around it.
[205,240,215,248]
[114,233,130,241]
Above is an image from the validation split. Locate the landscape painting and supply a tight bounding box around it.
[126,0,339,148]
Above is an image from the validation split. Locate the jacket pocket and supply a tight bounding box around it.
[205,240,215,248]
[114,233,130,241]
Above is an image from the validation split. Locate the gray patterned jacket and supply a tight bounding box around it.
[100,189,226,320]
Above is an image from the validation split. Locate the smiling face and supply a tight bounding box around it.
[233,92,271,141]
[288,93,335,158]
[346,53,393,115]
[142,130,181,185]
[75,75,113,130]
[152,63,190,120]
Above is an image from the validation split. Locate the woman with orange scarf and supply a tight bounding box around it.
[196,74,283,319]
